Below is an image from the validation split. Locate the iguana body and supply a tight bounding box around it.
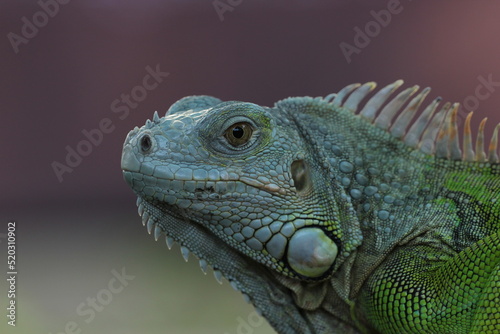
[121,81,500,333]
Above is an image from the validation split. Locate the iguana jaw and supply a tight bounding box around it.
[133,195,317,333]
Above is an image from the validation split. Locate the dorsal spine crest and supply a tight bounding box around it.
[331,81,500,163]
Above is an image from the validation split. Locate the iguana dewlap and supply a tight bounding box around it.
[121,81,500,334]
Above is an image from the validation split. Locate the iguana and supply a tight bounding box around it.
[121,80,500,334]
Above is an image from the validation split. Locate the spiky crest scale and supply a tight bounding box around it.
[334,80,500,163]
[359,80,403,120]
[390,87,430,139]
[489,124,500,162]
[476,118,488,162]
[153,110,160,123]
[332,83,360,107]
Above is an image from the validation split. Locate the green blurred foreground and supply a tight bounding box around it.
[0,207,275,334]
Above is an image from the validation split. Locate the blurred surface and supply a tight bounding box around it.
[0,208,271,333]
[2,0,500,333]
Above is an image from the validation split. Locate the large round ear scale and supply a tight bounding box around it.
[287,227,338,278]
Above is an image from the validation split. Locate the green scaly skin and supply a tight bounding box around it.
[121,83,500,333]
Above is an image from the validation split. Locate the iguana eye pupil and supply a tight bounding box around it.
[233,126,244,138]
[225,122,253,147]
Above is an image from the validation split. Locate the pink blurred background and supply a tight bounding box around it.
[3,0,500,210]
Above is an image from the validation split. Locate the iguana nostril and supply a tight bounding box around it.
[140,134,152,153]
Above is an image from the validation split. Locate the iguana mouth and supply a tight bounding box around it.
[122,169,244,202]
[122,168,287,199]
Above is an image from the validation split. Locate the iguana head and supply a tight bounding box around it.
[121,94,365,330]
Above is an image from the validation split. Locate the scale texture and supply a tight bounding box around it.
[121,81,500,333]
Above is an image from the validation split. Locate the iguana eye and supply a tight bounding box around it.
[224,122,253,147]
